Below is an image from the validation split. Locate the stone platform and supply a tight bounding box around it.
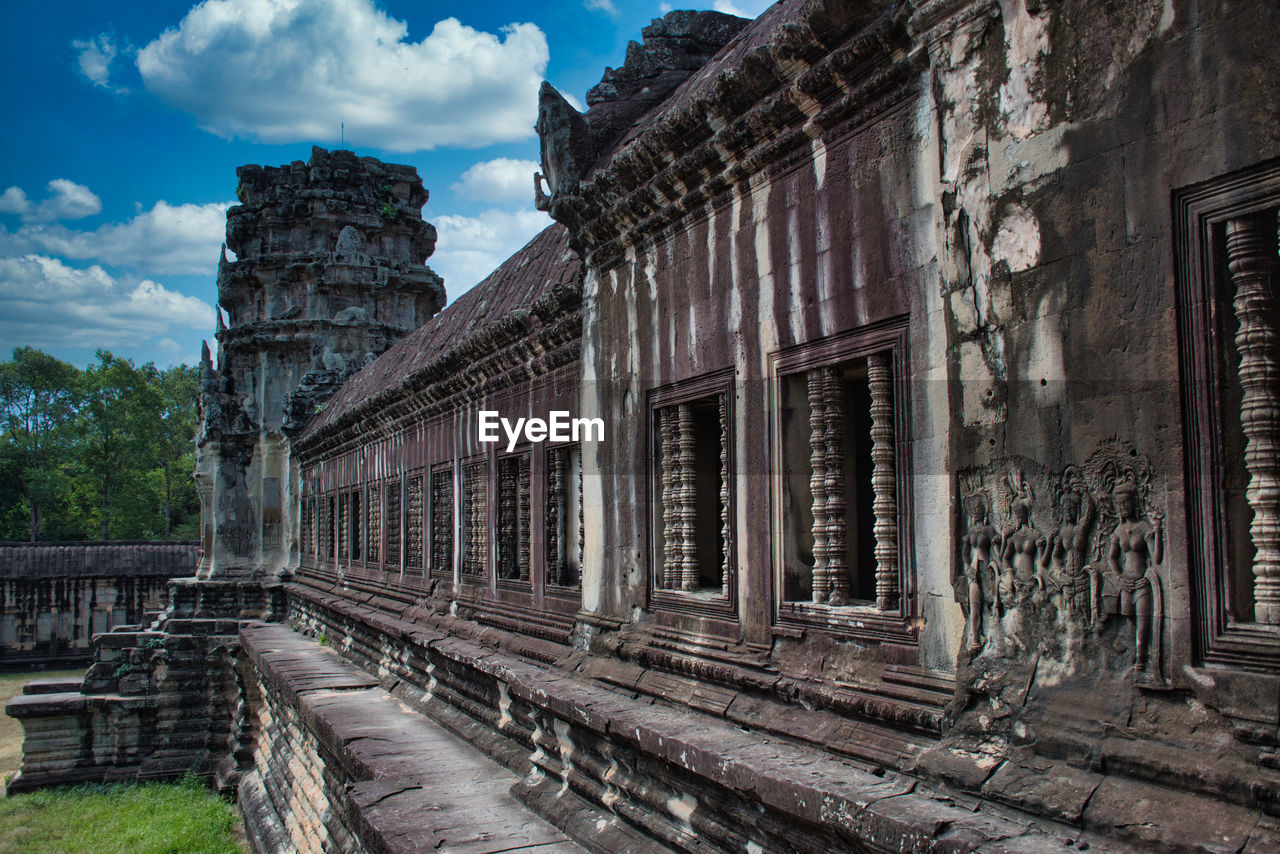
[238,622,591,853]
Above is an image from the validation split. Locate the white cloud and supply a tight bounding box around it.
[710,0,772,17]
[450,159,541,205]
[0,255,213,349]
[431,208,551,299]
[585,0,620,17]
[0,180,103,224]
[0,188,28,216]
[659,2,673,13]
[135,0,549,152]
[72,33,128,93]
[0,199,231,275]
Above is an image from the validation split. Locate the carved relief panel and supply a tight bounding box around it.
[956,439,1166,681]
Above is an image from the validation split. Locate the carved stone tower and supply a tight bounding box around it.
[196,147,445,584]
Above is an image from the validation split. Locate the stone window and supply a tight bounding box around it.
[546,444,582,588]
[406,474,424,572]
[431,466,454,578]
[1176,160,1280,665]
[338,493,350,561]
[649,370,735,610]
[771,323,911,638]
[366,482,381,565]
[497,453,531,582]
[349,489,362,562]
[301,497,314,559]
[323,495,335,560]
[385,479,401,571]
[462,461,488,579]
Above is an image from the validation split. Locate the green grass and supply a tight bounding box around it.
[0,777,242,854]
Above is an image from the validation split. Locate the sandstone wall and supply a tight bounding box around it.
[0,542,195,669]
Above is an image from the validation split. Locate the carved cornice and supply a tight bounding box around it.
[550,4,917,269]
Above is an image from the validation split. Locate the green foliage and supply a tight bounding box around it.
[0,347,201,543]
[0,777,241,854]
[379,201,398,220]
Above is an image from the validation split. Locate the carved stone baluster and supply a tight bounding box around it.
[547,448,564,583]
[660,408,679,589]
[677,403,699,591]
[407,476,423,569]
[577,448,584,577]
[367,483,381,565]
[518,454,531,580]
[1227,211,1280,624]
[499,459,516,578]
[719,394,731,597]
[823,368,849,605]
[868,352,899,610]
[808,370,830,602]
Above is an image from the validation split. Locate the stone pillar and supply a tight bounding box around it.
[1226,210,1280,624]
[808,370,830,602]
[868,352,899,610]
[676,403,698,591]
[822,368,849,606]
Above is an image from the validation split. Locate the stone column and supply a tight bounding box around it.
[808,370,831,602]
[676,403,698,591]
[823,368,849,605]
[868,352,899,610]
[1227,210,1280,624]
[719,394,731,597]
[659,408,679,589]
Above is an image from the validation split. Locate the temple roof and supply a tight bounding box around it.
[0,541,200,578]
[300,223,581,442]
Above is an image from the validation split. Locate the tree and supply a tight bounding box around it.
[79,351,162,540]
[155,364,200,539]
[0,347,79,541]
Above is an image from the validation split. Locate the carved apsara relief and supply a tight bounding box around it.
[956,438,1166,681]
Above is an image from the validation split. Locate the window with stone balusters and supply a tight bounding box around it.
[1176,160,1280,665]
[430,466,454,578]
[366,482,381,565]
[496,453,531,582]
[545,444,582,588]
[301,497,315,560]
[461,460,487,579]
[649,370,735,612]
[338,493,350,561]
[405,474,424,573]
[349,489,362,562]
[771,322,911,638]
[383,479,400,571]
[323,495,335,560]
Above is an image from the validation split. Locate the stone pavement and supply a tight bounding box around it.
[239,622,589,853]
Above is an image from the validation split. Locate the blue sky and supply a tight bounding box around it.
[0,0,769,370]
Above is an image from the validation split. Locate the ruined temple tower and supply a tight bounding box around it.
[195,147,445,584]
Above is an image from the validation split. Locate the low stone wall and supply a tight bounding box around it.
[4,577,271,794]
[283,579,1118,853]
[0,542,198,670]
[236,622,599,853]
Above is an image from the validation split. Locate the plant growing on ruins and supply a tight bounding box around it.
[379,201,398,220]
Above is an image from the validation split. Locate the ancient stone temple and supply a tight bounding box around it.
[9,1,1280,851]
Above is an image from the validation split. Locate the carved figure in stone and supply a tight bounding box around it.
[1104,480,1163,675]
[1042,482,1096,625]
[961,493,1000,652]
[1000,472,1045,608]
